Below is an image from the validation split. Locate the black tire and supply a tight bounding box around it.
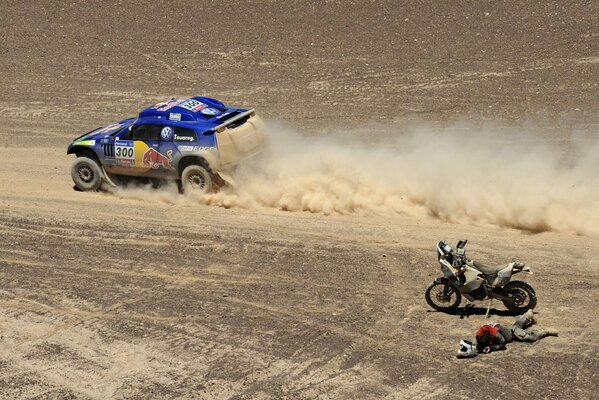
[425,281,462,312]
[501,281,537,313]
[181,165,213,194]
[71,157,103,191]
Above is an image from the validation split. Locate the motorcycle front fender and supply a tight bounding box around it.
[434,276,465,291]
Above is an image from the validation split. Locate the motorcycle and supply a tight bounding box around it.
[425,240,537,314]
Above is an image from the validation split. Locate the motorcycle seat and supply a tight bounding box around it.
[473,261,505,277]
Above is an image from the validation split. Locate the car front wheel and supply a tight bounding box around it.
[71,156,103,191]
[181,165,213,194]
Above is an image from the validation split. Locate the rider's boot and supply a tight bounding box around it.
[536,329,559,338]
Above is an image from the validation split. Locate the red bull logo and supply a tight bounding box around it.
[142,148,174,170]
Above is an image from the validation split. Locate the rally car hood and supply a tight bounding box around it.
[69,119,135,147]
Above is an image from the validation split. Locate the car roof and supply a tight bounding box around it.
[138,96,233,125]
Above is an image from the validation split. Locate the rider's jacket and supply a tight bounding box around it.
[476,324,500,343]
[476,323,510,352]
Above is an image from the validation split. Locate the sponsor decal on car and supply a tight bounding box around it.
[179,99,207,112]
[173,134,195,142]
[177,145,194,151]
[193,146,216,151]
[95,123,122,134]
[161,126,174,140]
[154,98,184,111]
[169,113,181,121]
[201,107,220,116]
[142,148,174,170]
[115,140,135,165]
[73,140,96,146]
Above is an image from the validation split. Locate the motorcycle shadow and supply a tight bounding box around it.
[434,304,520,319]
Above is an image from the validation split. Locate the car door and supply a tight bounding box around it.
[130,124,161,172]
[156,124,179,177]
[109,123,175,177]
[110,124,145,173]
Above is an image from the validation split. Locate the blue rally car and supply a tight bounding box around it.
[67,97,265,193]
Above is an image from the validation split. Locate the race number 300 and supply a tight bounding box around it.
[116,144,134,159]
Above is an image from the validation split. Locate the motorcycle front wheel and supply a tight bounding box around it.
[425,282,462,312]
[501,281,537,313]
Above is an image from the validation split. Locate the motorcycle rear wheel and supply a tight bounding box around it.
[501,281,537,313]
[425,282,462,312]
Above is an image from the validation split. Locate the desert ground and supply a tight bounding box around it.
[1,1,599,399]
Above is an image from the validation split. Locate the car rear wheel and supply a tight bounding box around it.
[181,165,213,194]
[71,156,103,191]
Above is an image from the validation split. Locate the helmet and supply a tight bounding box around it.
[457,339,476,358]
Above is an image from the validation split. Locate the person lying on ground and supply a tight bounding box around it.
[476,310,558,353]
[458,310,558,358]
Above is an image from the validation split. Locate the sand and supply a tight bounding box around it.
[1,1,598,398]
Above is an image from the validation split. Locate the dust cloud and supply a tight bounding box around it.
[110,121,599,235]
